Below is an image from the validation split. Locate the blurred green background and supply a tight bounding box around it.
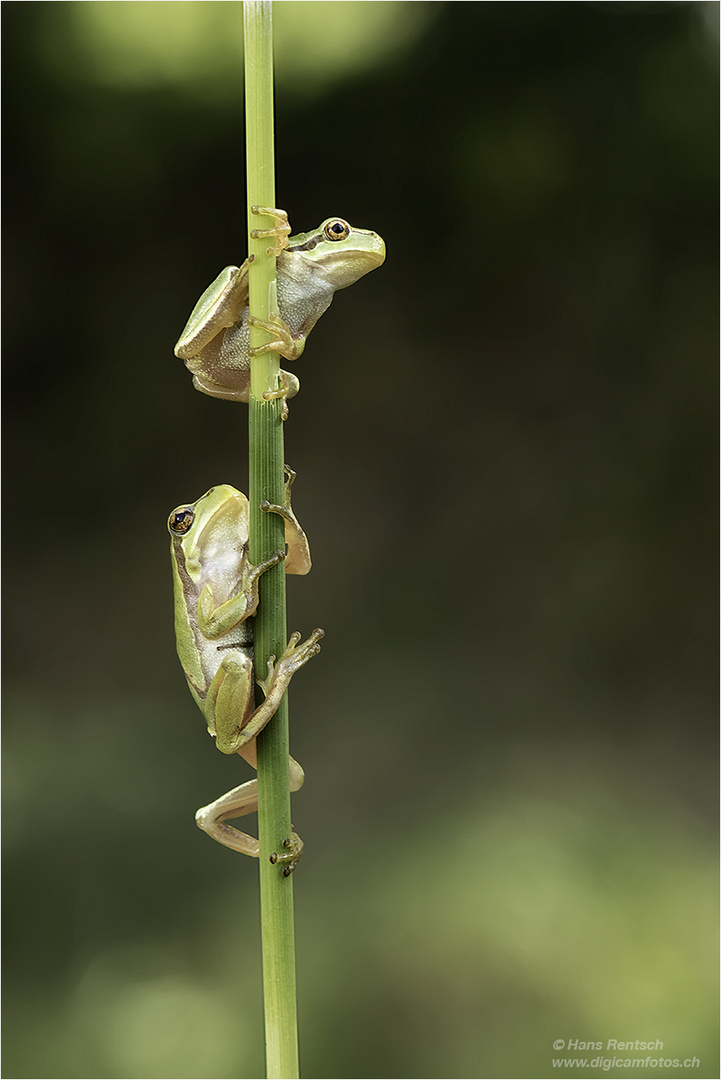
[3,3,718,1078]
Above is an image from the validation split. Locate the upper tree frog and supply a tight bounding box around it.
[168,466,323,873]
[174,208,386,407]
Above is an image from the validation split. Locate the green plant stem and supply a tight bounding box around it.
[244,3,300,1078]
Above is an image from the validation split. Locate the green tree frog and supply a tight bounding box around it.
[168,466,323,873]
[174,207,386,407]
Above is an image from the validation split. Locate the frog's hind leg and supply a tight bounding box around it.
[195,778,261,857]
[194,754,305,860]
[196,650,261,855]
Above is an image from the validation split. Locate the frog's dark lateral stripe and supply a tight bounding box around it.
[171,534,208,702]
[288,236,319,253]
[187,675,206,701]
[216,642,253,653]
[171,534,194,604]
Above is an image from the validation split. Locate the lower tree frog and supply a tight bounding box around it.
[168,466,323,873]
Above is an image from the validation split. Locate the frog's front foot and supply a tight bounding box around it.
[270,828,304,876]
[260,465,299,522]
[249,205,291,257]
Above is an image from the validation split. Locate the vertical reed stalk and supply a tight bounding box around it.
[244,3,300,1076]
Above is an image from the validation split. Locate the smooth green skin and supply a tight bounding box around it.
[174,210,386,404]
[168,469,323,868]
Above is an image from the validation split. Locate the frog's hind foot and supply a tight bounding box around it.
[270,828,304,875]
[258,628,325,696]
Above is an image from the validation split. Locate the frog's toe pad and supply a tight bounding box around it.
[282,628,325,668]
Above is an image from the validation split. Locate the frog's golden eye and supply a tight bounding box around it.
[169,507,195,535]
[323,218,351,242]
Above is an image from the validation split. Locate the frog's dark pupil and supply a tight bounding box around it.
[172,509,194,533]
[330,223,344,235]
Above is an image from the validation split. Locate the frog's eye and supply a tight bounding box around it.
[169,507,195,535]
[323,218,351,242]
